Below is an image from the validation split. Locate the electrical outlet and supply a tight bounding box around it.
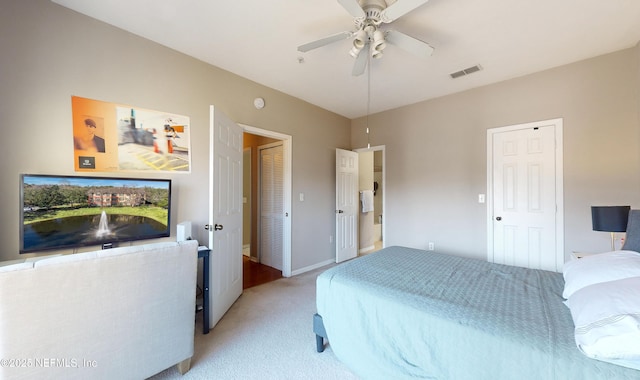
[428,242,435,251]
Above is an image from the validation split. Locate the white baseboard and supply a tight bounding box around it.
[290,258,335,277]
[359,245,375,254]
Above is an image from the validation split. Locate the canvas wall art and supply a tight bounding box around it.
[72,96,191,172]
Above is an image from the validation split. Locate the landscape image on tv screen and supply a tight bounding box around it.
[20,174,171,253]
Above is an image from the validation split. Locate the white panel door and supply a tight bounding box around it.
[491,124,558,271]
[336,148,358,263]
[208,105,243,329]
[259,143,284,270]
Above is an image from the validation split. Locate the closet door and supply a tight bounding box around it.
[259,143,284,270]
[488,119,563,272]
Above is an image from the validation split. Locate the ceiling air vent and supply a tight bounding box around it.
[450,65,482,79]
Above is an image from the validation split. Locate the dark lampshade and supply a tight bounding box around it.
[591,206,630,232]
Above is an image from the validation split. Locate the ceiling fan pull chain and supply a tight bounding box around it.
[366,53,371,149]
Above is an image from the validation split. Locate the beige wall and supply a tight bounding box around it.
[352,45,640,261]
[0,1,351,272]
[3,1,639,268]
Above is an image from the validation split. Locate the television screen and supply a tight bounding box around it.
[20,174,171,253]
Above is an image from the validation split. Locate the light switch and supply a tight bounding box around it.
[299,192,304,202]
[478,194,485,203]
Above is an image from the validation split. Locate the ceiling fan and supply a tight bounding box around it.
[298,0,434,76]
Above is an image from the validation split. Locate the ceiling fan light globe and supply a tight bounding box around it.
[372,41,386,54]
[353,29,367,49]
[371,49,383,59]
[372,30,386,49]
[372,40,386,51]
[349,45,363,58]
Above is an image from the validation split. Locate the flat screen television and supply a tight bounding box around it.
[20,174,171,254]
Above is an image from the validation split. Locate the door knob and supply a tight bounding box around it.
[496,216,502,221]
[336,210,344,214]
[214,224,224,231]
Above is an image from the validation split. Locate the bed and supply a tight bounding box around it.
[314,246,640,379]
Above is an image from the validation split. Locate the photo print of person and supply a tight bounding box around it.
[74,116,106,153]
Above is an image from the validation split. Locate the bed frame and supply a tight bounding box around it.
[313,313,327,352]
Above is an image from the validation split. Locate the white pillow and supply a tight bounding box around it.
[565,276,640,367]
[562,250,640,298]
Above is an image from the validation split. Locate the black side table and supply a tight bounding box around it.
[197,246,210,334]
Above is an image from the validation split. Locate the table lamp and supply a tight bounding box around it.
[591,205,630,250]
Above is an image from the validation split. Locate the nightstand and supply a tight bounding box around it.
[197,246,211,334]
[571,252,597,259]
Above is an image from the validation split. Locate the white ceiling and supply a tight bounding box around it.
[52,0,640,119]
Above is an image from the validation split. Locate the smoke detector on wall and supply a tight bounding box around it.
[253,97,265,109]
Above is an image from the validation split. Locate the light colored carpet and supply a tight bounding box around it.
[150,266,358,380]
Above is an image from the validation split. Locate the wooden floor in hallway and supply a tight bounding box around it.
[243,255,282,289]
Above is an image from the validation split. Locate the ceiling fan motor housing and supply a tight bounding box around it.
[358,0,387,25]
[353,0,388,57]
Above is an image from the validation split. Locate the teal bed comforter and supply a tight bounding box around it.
[316,246,640,379]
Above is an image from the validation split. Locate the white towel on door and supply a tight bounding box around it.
[360,190,374,213]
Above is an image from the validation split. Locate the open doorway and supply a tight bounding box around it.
[355,146,385,255]
[242,128,291,288]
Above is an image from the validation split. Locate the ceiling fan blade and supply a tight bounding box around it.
[337,0,366,18]
[380,0,429,23]
[298,31,353,53]
[352,45,369,76]
[384,30,434,58]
